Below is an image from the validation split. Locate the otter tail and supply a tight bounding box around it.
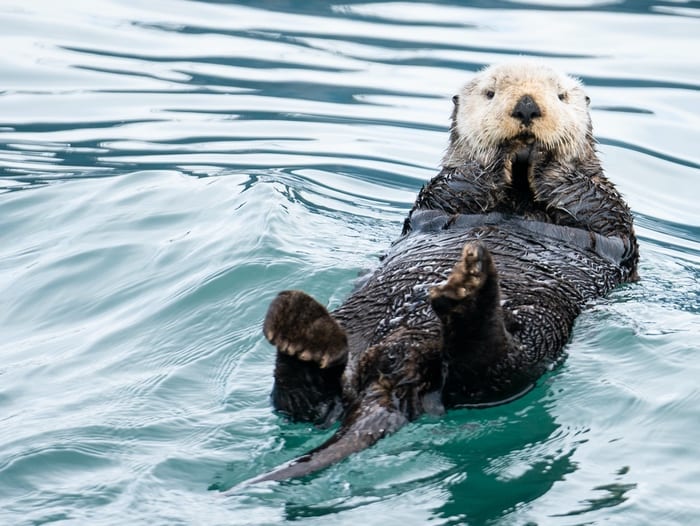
[229,401,408,490]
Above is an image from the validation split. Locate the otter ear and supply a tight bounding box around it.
[450,94,460,122]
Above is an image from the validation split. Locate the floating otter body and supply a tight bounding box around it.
[248,61,638,484]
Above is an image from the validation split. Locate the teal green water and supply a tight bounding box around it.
[1,1,699,525]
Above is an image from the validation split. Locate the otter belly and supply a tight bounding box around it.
[335,213,625,395]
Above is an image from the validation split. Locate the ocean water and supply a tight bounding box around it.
[1,1,698,525]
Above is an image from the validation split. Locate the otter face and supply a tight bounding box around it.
[446,61,593,168]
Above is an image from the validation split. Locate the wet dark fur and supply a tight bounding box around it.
[240,79,638,486]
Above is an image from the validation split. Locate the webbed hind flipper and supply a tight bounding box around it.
[430,241,493,316]
[429,242,513,406]
[264,290,348,425]
[264,290,348,368]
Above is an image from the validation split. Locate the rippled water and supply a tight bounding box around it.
[1,1,699,525]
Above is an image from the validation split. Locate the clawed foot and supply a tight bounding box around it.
[429,242,494,317]
[263,290,348,368]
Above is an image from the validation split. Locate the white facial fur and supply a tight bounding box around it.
[445,61,593,167]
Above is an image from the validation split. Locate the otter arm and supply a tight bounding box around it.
[512,220,633,269]
[402,163,506,234]
[531,165,639,274]
[407,211,633,271]
[404,162,638,273]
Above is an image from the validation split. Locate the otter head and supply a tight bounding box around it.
[443,61,594,171]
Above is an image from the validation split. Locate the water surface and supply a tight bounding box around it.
[1,1,699,525]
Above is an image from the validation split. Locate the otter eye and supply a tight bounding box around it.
[558,92,567,102]
[485,90,495,100]
[585,95,591,105]
[452,94,459,105]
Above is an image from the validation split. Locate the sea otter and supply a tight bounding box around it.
[245,61,638,484]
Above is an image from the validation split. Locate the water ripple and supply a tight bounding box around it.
[1,1,699,525]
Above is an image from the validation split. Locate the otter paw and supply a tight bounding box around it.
[263,290,348,368]
[429,242,492,316]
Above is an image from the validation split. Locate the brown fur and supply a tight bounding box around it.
[236,61,639,487]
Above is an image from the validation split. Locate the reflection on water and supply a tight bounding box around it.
[0,1,698,525]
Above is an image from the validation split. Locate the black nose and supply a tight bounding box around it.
[511,95,541,126]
